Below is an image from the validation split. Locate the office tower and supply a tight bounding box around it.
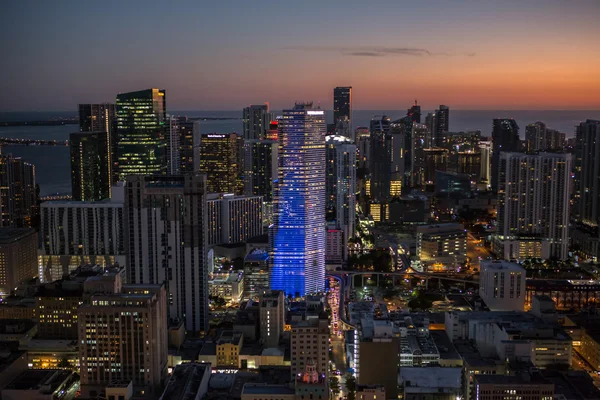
[206,193,263,246]
[167,116,181,175]
[390,116,413,190]
[0,155,37,228]
[0,228,37,295]
[259,290,285,348]
[36,280,85,340]
[495,152,571,260]
[333,86,352,129]
[417,223,467,269]
[125,175,208,332]
[39,188,125,282]
[525,121,546,152]
[199,132,239,194]
[479,260,526,311]
[573,120,600,261]
[325,135,356,236]
[271,103,326,297]
[356,127,370,169]
[423,148,448,184]
[244,139,278,201]
[177,117,201,174]
[115,88,167,180]
[457,151,481,180]
[369,115,392,202]
[78,104,116,182]
[265,120,279,141]
[479,140,492,188]
[290,317,329,378]
[334,116,352,140]
[410,123,428,187]
[434,105,450,145]
[407,100,421,123]
[70,132,110,201]
[243,104,272,140]
[78,279,168,397]
[491,118,520,192]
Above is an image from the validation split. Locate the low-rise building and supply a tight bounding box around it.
[210,272,244,304]
[217,331,244,368]
[22,339,79,370]
[399,366,462,400]
[0,319,37,346]
[473,374,554,400]
[160,363,211,400]
[416,223,467,269]
[479,260,526,311]
[0,349,28,391]
[356,384,385,400]
[1,369,78,400]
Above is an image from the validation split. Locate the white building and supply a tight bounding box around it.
[125,175,208,333]
[326,135,356,239]
[207,193,263,246]
[479,140,492,188]
[495,152,571,260]
[479,260,526,311]
[209,272,244,304]
[39,184,126,282]
[416,223,467,269]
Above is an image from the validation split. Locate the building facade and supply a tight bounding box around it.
[259,290,285,348]
[325,135,356,238]
[125,175,208,332]
[243,104,272,140]
[244,139,278,202]
[78,103,116,184]
[0,155,37,228]
[70,131,111,201]
[491,118,520,192]
[333,86,352,131]
[479,261,526,311]
[271,104,326,296]
[290,318,329,379]
[199,132,240,194]
[116,88,168,180]
[0,228,37,295]
[206,193,263,246]
[416,223,467,269]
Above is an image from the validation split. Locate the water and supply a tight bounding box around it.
[1,110,598,196]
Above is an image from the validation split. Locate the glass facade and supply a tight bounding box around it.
[271,104,326,296]
[199,133,239,193]
[116,88,167,180]
[70,131,110,201]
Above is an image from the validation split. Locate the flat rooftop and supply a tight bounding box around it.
[242,383,295,395]
[0,227,36,243]
[162,363,211,400]
[4,369,73,391]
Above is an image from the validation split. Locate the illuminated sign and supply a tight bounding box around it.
[306,111,324,115]
[206,134,226,138]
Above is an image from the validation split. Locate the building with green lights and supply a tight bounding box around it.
[116,88,167,180]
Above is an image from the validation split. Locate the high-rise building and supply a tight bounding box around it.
[479,260,526,311]
[78,104,116,183]
[333,86,352,129]
[70,132,110,201]
[125,175,208,332]
[0,155,37,228]
[167,115,181,175]
[39,187,125,282]
[325,135,356,237]
[178,117,201,174]
[243,104,272,140]
[115,88,167,180]
[390,116,412,192]
[0,228,37,295]
[573,120,600,261]
[525,121,547,152]
[491,118,520,192]
[407,100,421,123]
[495,152,571,260]
[271,104,326,297]
[259,290,285,348]
[410,123,428,187]
[369,115,392,202]
[434,105,450,146]
[479,140,492,189]
[423,148,448,184]
[290,317,329,378]
[206,193,263,246]
[78,278,168,397]
[244,139,278,202]
[199,132,239,194]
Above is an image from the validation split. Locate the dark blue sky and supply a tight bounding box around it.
[2,0,599,111]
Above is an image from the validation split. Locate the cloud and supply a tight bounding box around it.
[286,45,475,57]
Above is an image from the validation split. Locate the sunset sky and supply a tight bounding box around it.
[2,0,599,111]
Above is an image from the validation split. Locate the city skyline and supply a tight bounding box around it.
[2,1,600,112]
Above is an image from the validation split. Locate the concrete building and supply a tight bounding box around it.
[260,290,285,348]
[326,224,346,265]
[216,331,244,367]
[209,272,244,304]
[0,228,37,296]
[243,250,269,300]
[416,223,467,269]
[399,366,461,400]
[1,370,77,400]
[34,280,85,340]
[125,175,208,333]
[356,385,386,400]
[39,188,125,283]
[290,317,329,379]
[423,148,448,185]
[473,374,554,400]
[479,261,526,311]
[243,104,273,140]
[491,118,520,192]
[206,193,263,246]
[159,363,211,400]
[495,152,571,260]
[244,139,278,202]
[326,135,356,240]
[479,140,492,189]
[70,131,111,202]
[78,279,168,398]
[199,132,240,194]
[241,384,296,400]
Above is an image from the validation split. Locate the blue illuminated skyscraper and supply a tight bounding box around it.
[270,103,326,297]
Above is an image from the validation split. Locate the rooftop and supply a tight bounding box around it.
[4,369,73,391]
[241,383,295,395]
[400,367,461,389]
[161,363,211,400]
[0,228,36,243]
[474,373,551,386]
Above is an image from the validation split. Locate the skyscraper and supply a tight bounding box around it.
[434,105,450,145]
[167,115,181,175]
[369,115,391,202]
[199,133,239,194]
[525,121,546,152]
[244,139,278,201]
[479,140,492,189]
[177,117,201,174]
[125,175,208,332]
[271,103,326,297]
[390,116,413,189]
[407,100,421,123]
[410,123,428,187]
[326,135,356,237]
[572,120,600,260]
[243,104,272,140]
[423,148,448,184]
[495,152,571,260]
[78,104,116,183]
[491,118,520,192]
[70,132,110,201]
[333,86,352,129]
[115,88,167,180]
[0,155,38,228]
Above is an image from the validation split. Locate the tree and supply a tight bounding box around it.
[57,357,71,369]
[345,373,357,400]
[329,376,341,399]
[209,295,226,308]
